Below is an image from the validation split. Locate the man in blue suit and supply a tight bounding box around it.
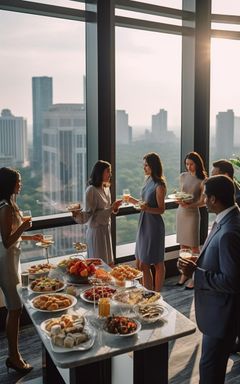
[211,159,240,353]
[179,175,240,384]
[211,159,240,207]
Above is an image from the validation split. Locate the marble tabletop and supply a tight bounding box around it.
[19,280,196,369]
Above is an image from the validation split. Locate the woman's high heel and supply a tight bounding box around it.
[6,357,33,374]
[175,275,189,286]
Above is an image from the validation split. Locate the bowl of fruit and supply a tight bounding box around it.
[65,259,97,284]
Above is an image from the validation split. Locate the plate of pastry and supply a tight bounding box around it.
[110,265,143,281]
[30,293,77,312]
[40,313,86,336]
[40,313,96,352]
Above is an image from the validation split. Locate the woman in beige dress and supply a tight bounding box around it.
[176,152,207,288]
[73,161,122,265]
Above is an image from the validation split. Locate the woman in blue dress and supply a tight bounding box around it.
[130,153,166,292]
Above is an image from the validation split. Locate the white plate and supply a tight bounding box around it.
[168,193,193,202]
[80,286,117,304]
[29,271,50,280]
[133,303,168,324]
[67,207,83,212]
[49,325,96,353]
[28,281,66,294]
[110,270,143,282]
[103,317,141,337]
[112,278,139,289]
[40,314,86,336]
[112,288,161,307]
[29,293,77,312]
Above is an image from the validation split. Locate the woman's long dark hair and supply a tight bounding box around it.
[0,167,20,209]
[184,151,207,180]
[143,152,166,187]
[88,160,111,188]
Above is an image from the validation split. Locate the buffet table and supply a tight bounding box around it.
[19,261,196,384]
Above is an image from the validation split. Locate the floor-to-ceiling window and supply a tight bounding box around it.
[115,26,182,247]
[0,3,87,259]
[2,1,240,263]
[210,1,240,177]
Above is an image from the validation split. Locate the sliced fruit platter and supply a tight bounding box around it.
[103,315,141,336]
[30,293,77,312]
[80,286,117,303]
[29,276,65,293]
[112,288,161,306]
[57,258,97,283]
[41,313,95,352]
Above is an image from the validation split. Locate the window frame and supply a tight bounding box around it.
[2,0,240,262]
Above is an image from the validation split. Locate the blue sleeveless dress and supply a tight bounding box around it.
[135,177,165,264]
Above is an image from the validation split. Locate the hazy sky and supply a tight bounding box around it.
[1,1,240,135]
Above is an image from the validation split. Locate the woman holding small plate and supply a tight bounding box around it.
[175,152,207,288]
[129,152,166,292]
[73,160,122,266]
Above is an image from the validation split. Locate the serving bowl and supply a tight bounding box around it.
[133,303,168,324]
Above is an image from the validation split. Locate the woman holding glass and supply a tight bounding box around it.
[73,160,122,266]
[176,151,207,288]
[129,152,166,292]
[0,167,43,373]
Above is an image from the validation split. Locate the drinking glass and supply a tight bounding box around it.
[21,272,29,288]
[21,210,32,222]
[122,189,130,205]
[179,248,192,260]
[178,248,192,273]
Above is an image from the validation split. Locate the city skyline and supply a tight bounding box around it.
[1,1,240,134]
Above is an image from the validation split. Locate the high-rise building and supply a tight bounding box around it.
[215,109,234,158]
[234,116,240,147]
[152,109,167,141]
[149,108,176,143]
[32,76,53,167]
[0,109,28,167]
[42,103,87,251]
[116,110,132,144]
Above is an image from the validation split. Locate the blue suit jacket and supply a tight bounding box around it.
[195,207,240,339]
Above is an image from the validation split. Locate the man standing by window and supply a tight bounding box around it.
[178,175,240,384]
